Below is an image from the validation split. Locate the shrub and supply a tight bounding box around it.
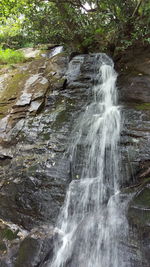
[0,48,25,64]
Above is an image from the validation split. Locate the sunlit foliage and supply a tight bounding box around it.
[0,0,149,52]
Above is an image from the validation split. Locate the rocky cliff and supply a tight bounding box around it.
[0,46,149,266]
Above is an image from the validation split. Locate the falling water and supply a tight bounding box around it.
[50,54,130,267]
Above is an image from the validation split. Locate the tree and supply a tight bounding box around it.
[0,0,149,52]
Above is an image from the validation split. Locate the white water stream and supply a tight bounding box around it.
[50,54,129,267]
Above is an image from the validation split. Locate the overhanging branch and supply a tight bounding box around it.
[131,0,144,18]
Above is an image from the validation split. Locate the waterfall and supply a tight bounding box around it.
[50,54,130,267]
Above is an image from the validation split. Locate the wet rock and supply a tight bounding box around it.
[15,226,56,267]
[117,47,150,185]
[0,259,9,267]
[0,221,56,267]
[0,153,12,161]
[128,182,150,227]
[120,107,150,185]
[14,92,32,107]
[118,47,150,264]
[117,46,150,104]
[11,106,29,114]
[0,219,28,267]
[119,75,150,104]
[0,55,66,138]
[0,53,92,237]
[127,180,150,267]
[116,46,150,266]
[29,100,45,114]
[0,47,150,266]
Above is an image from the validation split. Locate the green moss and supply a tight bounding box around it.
[1,72,28,101]
[34,50,46,59]
[27,165,38,174]
[54,110,68,128]
[143,177,150,184]
[0,104,10,118]
[0,241,7,252]
[0,71,29,118]
[42,132,51,141]
[135,103,150,110]
[15,237,39,267]
[133,187,150,208]
[0,228,19,241]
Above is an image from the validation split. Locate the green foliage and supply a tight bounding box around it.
[0,18,24,48]
[0,227,19,241]
[0,0,149,53]
[0,48,25,64]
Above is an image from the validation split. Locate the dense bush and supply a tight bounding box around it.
[0,0,150,53]
[0,48,25,64]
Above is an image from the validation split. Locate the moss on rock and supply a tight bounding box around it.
[135,103,150,110]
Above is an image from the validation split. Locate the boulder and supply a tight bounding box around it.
[15,226,56,267]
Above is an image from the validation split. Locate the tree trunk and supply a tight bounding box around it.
[54,1,87,52]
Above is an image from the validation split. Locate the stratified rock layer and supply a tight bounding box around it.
[0,46,150,266]
[117,46,150,267]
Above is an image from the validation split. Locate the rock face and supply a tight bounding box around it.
[0,45,150,266]
[0,50,95,266]
[117,45,150,267]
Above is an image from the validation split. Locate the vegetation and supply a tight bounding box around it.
[0,0,150,53]
[0,48,25,64]
[136,103,150,110]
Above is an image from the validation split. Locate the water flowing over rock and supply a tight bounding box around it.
[50,54,130,267]
[0,46,150,266]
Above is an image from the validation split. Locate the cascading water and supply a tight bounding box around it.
[50,54,130,267]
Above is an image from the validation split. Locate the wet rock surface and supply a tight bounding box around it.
[117,46,150,183]
[117,45,150,267]
[0,46,150,266]
[15,225,57,267]
[0,51,94,266]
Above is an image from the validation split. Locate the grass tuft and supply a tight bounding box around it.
[0,48,25,64]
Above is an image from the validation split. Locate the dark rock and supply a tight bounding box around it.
[69,52,81,61]
[15,226,56,267]
[127,181,150,267]
[119,75,150,103]
[0,218,28,267]
[128,183,150,226]
[116,46,150,266]
[0,53,92,233]
[0,260,8,267]
[0,154,12,161]
[0,47,150,266]
[47,44,60,50]
[117,46,150,104]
